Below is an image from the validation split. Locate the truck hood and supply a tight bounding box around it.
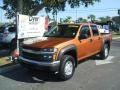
[23,37,73,48]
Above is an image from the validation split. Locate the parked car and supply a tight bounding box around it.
[0,24,16,47]
[19,23,112,80]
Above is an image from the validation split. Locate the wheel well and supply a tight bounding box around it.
[64,50,77,67]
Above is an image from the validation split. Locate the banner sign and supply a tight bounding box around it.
[17,14,48,39]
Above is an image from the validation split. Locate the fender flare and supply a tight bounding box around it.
[58,44,77,67]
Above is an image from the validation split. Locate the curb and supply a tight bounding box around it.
[0,64,20,74]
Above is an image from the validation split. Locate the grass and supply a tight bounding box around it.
[112,32,120,38]
[0,56,12,67]
[0,46,11,66]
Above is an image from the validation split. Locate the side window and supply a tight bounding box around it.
[79,25,91,39]
[91,25,99,36]
[8,27,16,32]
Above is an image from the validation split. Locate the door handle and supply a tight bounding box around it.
[98,37,101,40]
[90,38,93,42]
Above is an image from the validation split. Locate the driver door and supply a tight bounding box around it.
[77,25,93,60]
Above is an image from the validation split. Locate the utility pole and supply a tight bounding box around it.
[76,8,77,23]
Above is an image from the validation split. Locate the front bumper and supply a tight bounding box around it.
[18,56,60,72]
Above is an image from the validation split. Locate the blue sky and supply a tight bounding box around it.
[0,0,120,22]
[38,0,120,21]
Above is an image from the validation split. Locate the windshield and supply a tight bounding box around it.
[44,25,80,38]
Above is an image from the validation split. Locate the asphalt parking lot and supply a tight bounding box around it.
[0,39,120,90]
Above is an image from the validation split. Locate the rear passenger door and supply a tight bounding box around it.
[90,25,102,53]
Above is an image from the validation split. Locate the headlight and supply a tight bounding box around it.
[43,55,53,59]
[41,48,58,52]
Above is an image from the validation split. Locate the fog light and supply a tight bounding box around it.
[48,56,52,59]
[43,55,53,59]
[43,55,47,58]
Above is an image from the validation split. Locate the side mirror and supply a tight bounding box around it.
[79,34,88,40]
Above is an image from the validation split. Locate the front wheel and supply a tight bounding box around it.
[59,55,75,81]
[99,44,109,60]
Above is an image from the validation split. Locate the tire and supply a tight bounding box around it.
[99,44,109,60]
[59,55,75,81]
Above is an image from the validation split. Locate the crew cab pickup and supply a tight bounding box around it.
[19,23,112,80]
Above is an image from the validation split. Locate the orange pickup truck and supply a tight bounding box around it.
[19,23,112,80]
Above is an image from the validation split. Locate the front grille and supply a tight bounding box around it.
[22,45,41,51]
[21,51,52,62]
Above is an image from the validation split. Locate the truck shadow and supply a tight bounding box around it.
[0,48,62,83]
[0,65,62,84]
[0,56,104,84]
[78,55,102,64]
[89,55,102,60]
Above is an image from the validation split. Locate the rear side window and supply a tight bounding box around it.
[91,25,99,36]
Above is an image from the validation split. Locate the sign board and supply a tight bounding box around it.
[17,14,48,39]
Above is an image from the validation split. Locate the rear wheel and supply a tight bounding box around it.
[99,44,109,60]
[59,55,75,81]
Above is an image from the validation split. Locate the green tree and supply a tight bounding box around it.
[0,22,4,27]
[99,16,111,23]
[1,0,100,19]
[99,17,105,22]
[77,17,83,23]
[63,16,72,23]
[106,16,111,21]
[81,19,88,23]
[88,14,96,21]
[77,17,87,23]
[112,16,120,24]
